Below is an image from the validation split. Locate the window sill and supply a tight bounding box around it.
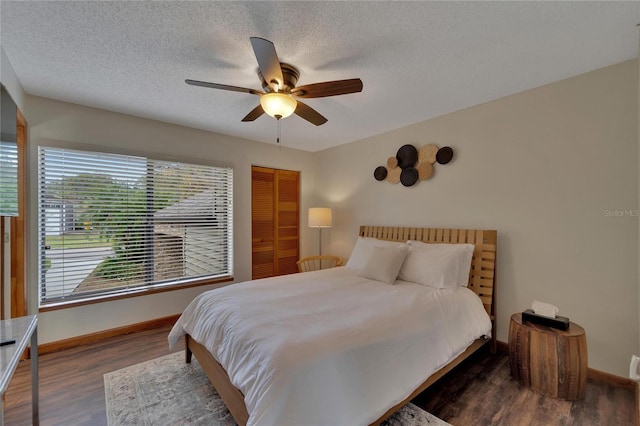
[38,276,234,312]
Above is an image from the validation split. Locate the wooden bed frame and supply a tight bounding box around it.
[185,226,497,426]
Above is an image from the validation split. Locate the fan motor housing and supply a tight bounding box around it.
[259,63,300,92]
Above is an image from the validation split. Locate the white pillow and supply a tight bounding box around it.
[345,237,407,270]
[398,242,474,288]
[359,245,408,284]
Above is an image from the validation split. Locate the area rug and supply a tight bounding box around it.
[104,351,450,426]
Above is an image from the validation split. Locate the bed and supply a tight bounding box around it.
[168,226,497,426]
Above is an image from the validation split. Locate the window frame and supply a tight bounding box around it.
[35,142,234,312]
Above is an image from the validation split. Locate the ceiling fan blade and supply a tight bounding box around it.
[241,104,265,122]
[250,37,284,90]
[294,101,328,126]
[185,79,263,95]
[292,78,363,98]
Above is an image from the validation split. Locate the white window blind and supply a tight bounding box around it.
[0,141,18,216]
[37,146,233,305]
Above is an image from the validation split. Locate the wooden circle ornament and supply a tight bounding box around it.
[416,162,434,180]
[373,166,387,181]
[419,144,439,164]
[385,165,401,184]
[396,144,418,169]
[386,157,398,169]
[436,147,454,164]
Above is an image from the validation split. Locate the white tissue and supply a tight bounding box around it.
[532,300,559,318]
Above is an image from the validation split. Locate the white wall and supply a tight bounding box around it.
[25,95,319,344]
[316,60,638,377]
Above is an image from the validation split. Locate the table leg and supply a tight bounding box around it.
[31,326,38,425]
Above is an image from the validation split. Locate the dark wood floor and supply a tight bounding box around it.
[5,326,184,426]
[413,347,636,426]
[4,325,636,425]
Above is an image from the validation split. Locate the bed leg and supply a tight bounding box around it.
[490,336,497,354]
[185,335,193,364]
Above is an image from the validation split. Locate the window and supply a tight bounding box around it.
[1,86,18,217]
[37,146,233,306]
[0,140,18,216]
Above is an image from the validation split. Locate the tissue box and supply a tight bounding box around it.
[522,309,570,331]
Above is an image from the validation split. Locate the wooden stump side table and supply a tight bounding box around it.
[508,313,587,400]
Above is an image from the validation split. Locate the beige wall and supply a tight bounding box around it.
[0,45,25,111]
[316,60,639,377]
[25,95,319,344]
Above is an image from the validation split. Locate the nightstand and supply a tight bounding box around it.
[508,312,587,400]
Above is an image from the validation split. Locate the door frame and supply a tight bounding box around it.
[5,109,28,318]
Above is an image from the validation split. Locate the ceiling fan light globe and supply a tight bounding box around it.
[260,93,297,119]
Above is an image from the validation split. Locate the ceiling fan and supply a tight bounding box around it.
[186,37,363,126]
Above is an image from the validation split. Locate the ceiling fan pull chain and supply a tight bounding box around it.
[277,119,281,148]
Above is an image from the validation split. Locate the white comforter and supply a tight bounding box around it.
[168,267,491,426]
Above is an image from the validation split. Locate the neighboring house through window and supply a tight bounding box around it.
[37,146,233,306]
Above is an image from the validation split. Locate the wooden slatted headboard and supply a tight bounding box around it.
[359,226,497,324]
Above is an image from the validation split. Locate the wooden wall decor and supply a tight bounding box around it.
[373,143,454,187]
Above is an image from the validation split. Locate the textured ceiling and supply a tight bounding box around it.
[1,1,639,152]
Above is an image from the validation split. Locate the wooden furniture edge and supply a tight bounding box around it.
[370,337,490,425]
[39,314,179,355]
[186,335,250,425]
[186,333,489,426]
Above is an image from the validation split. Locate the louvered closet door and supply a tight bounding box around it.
[275,170,299,275]
[252,167,275,279]
[251,166,299,279]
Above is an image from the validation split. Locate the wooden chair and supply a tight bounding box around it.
[296,255,343,272]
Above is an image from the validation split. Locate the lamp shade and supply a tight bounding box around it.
[308,207,332,228]
[260,92,297,119]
